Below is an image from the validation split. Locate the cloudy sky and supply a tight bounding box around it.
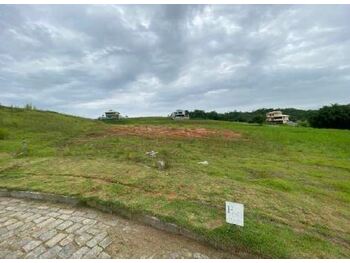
[0,5,349,117]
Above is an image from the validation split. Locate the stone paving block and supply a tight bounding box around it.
[4,250,24,259]
[1,230,15,239]
[2,218,18,227]
[18,237,34,248]
[0,249,11,258]
[21,212,34,220]
[33,216,49,224]
[48,212,60,217]
[65,223,82,233]
[7,221,24,230]
[84,212,98,219]
[98,251,112,259]
[58,214,71,220]
[58,243,76,258]
[46,233,67,248]
[56,220,73,231]
[46,218,64,229]
[0,217,9,223]
[99,236,112,249]
[86,232,108,248]
[25,245,46,258]
[72,211,86,217]
[74,232,92,246]
[59,209,74,215]
[85,227,100,235]
[9,212,22,218]
[38,229,58,241]
[23,240,42,253]
[31,209,45,215]
[24,214,41,223]
[17,222,34,233]
[39,245,62,259]
[75,224,91,235]
[59,234,74,246]
[47,207,60,212]
[82,218,97,225]
[70,216,85,223]
[16,211,28,216]
[83,245,103,259]
[3,211,18,218]
[32,228,48,238]
[0,236,16,247]
[0,226,7,235]
[37,205,49,210]
[71,246,90,259]
[37,217,56,228]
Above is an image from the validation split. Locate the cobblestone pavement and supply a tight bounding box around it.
[0,197,233,259]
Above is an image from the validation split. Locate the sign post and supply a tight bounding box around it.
[225,201,244,226]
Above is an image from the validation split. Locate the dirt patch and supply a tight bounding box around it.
[106,126,241,139]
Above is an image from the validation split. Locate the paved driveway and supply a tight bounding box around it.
[0,197,232,259]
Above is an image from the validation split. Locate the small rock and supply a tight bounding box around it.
[146,151,158,158]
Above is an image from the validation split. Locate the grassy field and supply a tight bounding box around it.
[0,105,349,258]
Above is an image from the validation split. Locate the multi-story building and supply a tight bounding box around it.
[170,109,190,120]
[98,110,120,120]
[266,111,289,124]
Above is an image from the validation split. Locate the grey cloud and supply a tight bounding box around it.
[0,5,349,117]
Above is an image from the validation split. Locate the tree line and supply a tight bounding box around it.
[188,104,350,129]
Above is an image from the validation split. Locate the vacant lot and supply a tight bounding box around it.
[0,106,349,258]
[106,125,241,139]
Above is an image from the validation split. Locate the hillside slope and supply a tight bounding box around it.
[0,106,349,258]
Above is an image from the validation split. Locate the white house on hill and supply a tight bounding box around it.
[266,111,289,124]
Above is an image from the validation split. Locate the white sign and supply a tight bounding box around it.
[226,201,244,226]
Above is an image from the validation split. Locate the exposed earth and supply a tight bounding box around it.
[105,125,242,139]
[0,197,234,259]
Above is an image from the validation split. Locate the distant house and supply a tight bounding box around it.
[170,109,190,120]
[99,110,120,120]
[266,111,289,124]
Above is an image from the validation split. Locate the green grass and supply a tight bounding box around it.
[0,105,349,258]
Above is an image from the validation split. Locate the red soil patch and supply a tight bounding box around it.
[107,125,241,139]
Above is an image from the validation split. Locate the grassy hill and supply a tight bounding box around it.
[0,105,349,258]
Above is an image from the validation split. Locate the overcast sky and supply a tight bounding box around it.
[0,5,349,117]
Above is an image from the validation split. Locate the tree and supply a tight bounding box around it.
[250,115,265,125]
[309,104,350,129]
